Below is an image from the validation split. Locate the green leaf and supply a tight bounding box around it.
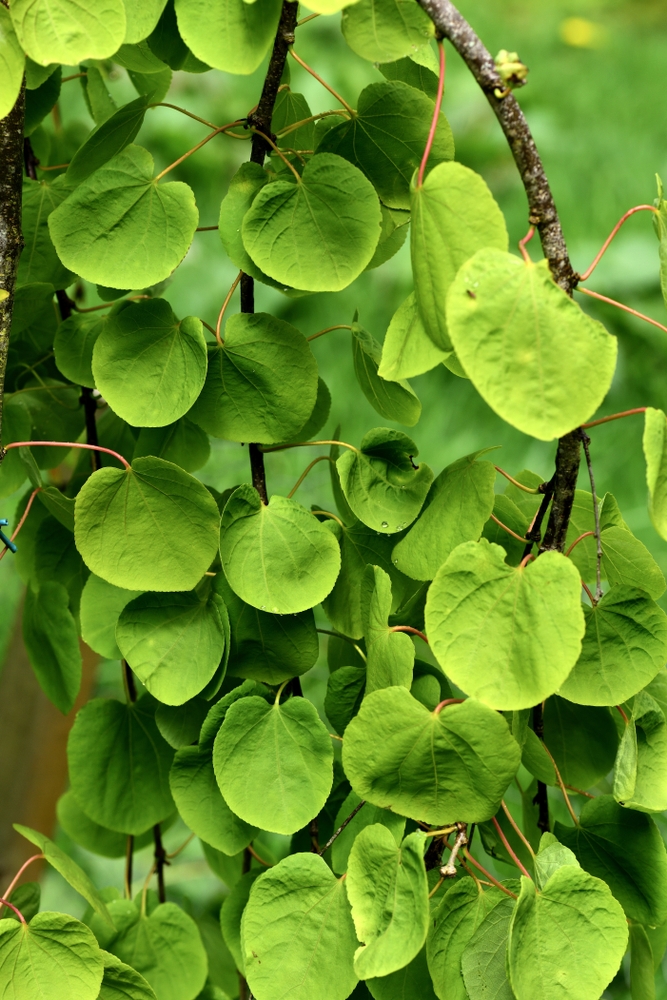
[351,319,421,426]
[107,901,208,1000]
[0,7,24,120]
[147,0,208,72]
[447,249,617,440]
[14,824,115,928]
[318,81,453,210]
[614,690,667,812]
[219,485,341,614]
[630,923,656,1000]
[365,205,410,271]
[242,154,382,292]
[220,870,261,974]
[343,687,521,824]
[92,298,207,427]
[325,666,367,736]
[378,292,448,381]
[216,573,318,685]
[49,145,198,289]
[155,697,209,748]
[80,574,142,660]
[426,540,585,710]
[507,868,628,1000]
[34,515,89,613]
[81,64,117,124]
[123,0,168,43]
[367,948,437,1000]
[341,0,434,63]
[330,791,405,875]
[643,407,667,540]
[53,310,106,388]
[10,0,126,65]
[323,517,412,640]
[37,486,75,532]
[393,451,496,581]
[555,795,667,926]
[362,565,414,693]
[533,833,579,889]
[68,695,175,834]
[242,853,358,1000]
[411,162,508,350]
[115,40,169,73]
[199,679,271,753]
[57,789,154,858]
[0,912,104,1000]
[217,163,286,289]
[11,381,85,469]
[74,456,220,592]
[116,590,226,705]
[427,880,505,1000]
[273,87,315,153]
[337,428,433,533]
[461,896,516,1000]
[175,0,282,74]
[24,66,61,135]
[543,696,618,788]
[189,313,318,443]
[379,55,439,99]
[5,884,40,925]
[18,177,76,289]
[213,694,334,835]
[98,950,157,1000]
[169,745,257,854]
[133,418,210,473]
[347,826,429,978]
[23,582,82,713]
[0,401,31,498]
[67,95,151,185]
[558,587,667,706]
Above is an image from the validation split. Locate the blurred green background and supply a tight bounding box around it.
[2,0,667,995]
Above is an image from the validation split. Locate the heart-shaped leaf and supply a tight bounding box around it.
[10,0,126,66]
[0,7,24,120]
[56,790,154,859]
[49,145,198,289]
[425,540,585,710]
[378,292,448,381]
[0,912,104,1000]
[23,581,82,713]
[330,791,405,876]
[175,0,282,74]
[362,565,414,693]
[18,176,75,288]
[351,319,421,426]
[98,951,157,1000]
[67,94,151,184]
[341,0,434,63]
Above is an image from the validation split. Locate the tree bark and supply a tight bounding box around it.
[0,86,26,444]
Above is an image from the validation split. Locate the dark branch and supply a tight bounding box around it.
[580,429,602,600]
[539,431,581,552]
[415,0,577,293]
[0,85,26,446]
[532,704,550,833]
[153,824,167,903]
[319,799,366,856]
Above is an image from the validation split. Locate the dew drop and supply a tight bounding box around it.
[381,521,389,529]
[261,605,266,611]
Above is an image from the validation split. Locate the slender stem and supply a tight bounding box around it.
[566,784,595,799]
[522,479,554,560]
[579,205,658,282]
[140,862,157,916]
[429,877,445,898]
[36,163,69,170]
[319,800,366,856]
[520,553,535,568]
[247,844,272,867]
[306,324,351,342]
[579,430,603,600]
[434,698,465,713]
[388,625,429,644]
[1,854,44,905]
[276,110,349,140]
[490,513,529,543]
[155,121,244,181]
[0,899,26,923]
[582,407,646,429]
[216,271,242,344]
[125,836,134,899]
[287,456,332,498]
[289,49,355,116]
[0,487,42,561]
[542,743,579,825]
[196,225,219,232]
[577,286,667,335]
[495,466,540,494]
[261,439,357,454]
[501,801,535,857]
[518,225,536,263]
[565,531,596,557]
[581,580,596,605]
[316,628,367,663]
[463,849,517,898]
[425,825,458,838]
[417,41,445,188]
[150,102,218,129]
[311,509,345,528]
[74,295,150,313]
[4,440,130,468]
[491,816,532,878]
[296,11,320,24]
[61,72,87,83]
[248,127,301,181]
[616,705,629,725]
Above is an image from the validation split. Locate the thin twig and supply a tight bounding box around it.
[151,102,218,129]
[491,816,532,878]
[261,439,357,454]
[440,822,468,876]
[311,509,345,528]
[296,11,320,24]
[125,836,134,899]
[216,271,242,344]
[0,899,26,923]
[247,126,301,181]
[306,324,351,342]
[579,205,658,282]
[616,705,629,725]
[565,784,595,799]
[1,854,44,905]
[518,226,536,263]
[388,625,429,643]
[490,513,530,544]
[316,628,366,662]
[319,800,366,855]
[495,466,540,493]
[581,580,596,605]
[287,456,333,498]
[247,844,272,867]
[61,72,87,83]
[463,849,517,898]
[289,48,354,116]
[542,743,579,825]
[196,225,219,232]
[4,439,129,468]
[434,698,465,713]
[417,41,445,187]
[565,531,596,557]
[579,430,603,600]
[155,121,245,181]
[577,286,667,335]
[582,407,646,429]
[0,487,41,561]
[501,801,535,857]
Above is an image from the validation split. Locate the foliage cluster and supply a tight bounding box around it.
[2,1,667,999]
